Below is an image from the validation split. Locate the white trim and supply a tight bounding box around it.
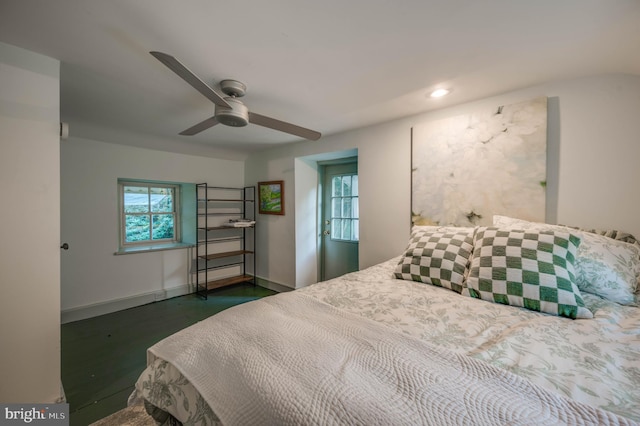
[61,283,194,323]
[55,383,66,403]
[256,276,294,292]
[61,279,286,323]
[114,242,194,255]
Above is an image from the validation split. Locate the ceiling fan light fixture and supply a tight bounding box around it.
[219,79,247,97]
[430,88,450,98]
[215,97,249,127]
[150,52,321,139]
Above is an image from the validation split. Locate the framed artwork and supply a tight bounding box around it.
[258,180,285,215]
[411,96,548,227]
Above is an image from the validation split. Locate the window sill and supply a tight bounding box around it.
[115,242,195,255]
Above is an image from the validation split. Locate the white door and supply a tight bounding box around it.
[320,162,359,281]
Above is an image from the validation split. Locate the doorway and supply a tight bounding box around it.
[319,160,359,281]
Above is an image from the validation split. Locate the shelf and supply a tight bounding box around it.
[198,212,244,216]
[198,250,253,261]
[198,237,244,244]
[196,261,244,272]
[197,185,250,191]
[198,198,254,202]
[198,226,254,231]
[200,275,255,291]
[194,184,256,299]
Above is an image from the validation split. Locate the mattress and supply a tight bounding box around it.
[130,257,640,424]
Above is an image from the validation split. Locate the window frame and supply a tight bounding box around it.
[118,181,181,248]
[329,173,359,243]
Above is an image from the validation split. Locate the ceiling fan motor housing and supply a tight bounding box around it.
[215,97,249,127]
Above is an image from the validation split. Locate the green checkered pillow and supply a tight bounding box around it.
[394,229,474,293]
[494,215,640,306]
[465,227,593,319]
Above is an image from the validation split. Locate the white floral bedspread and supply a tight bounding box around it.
[132,257,640,424]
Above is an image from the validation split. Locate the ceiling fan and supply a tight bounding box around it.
[150,51,321,141]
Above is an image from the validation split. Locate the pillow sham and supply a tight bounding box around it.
[394,229,474,293]
[494,215,640,306]
[562,225,640,247]
[465,227,592,319]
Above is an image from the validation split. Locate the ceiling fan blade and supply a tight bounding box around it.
[150,51,231,108]
[248,112,321,141]
[179,116,219,136]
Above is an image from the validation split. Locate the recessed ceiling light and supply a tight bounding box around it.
[430,88,450,98]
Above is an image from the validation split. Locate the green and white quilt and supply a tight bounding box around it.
[131,258,640,424]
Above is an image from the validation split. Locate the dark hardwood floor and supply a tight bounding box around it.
[61,283,277,425]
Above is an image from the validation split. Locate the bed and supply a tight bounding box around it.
[129,216,640,425]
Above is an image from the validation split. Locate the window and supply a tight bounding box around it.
[119,182,180,246]
[330,174,359,241]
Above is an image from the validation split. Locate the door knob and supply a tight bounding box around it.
[323,230,330,236]
[325,220,330,225]
[60,243,69,250]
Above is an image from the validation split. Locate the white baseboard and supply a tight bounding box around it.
[55,382,66,403]
[61,279,290,324]
[61,283,193,324]
[255,276,294,293]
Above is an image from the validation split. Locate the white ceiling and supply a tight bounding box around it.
[1,1,639,157]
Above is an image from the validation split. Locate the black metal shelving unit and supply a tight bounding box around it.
[193,184,256,299]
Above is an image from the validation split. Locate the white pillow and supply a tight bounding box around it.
[493,215,640,306]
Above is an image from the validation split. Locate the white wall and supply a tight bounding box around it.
[245,74,640,289]
[0,43,62,403]
[247,121,412,288]
[294,158,320,286]
[60,137,244,319]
